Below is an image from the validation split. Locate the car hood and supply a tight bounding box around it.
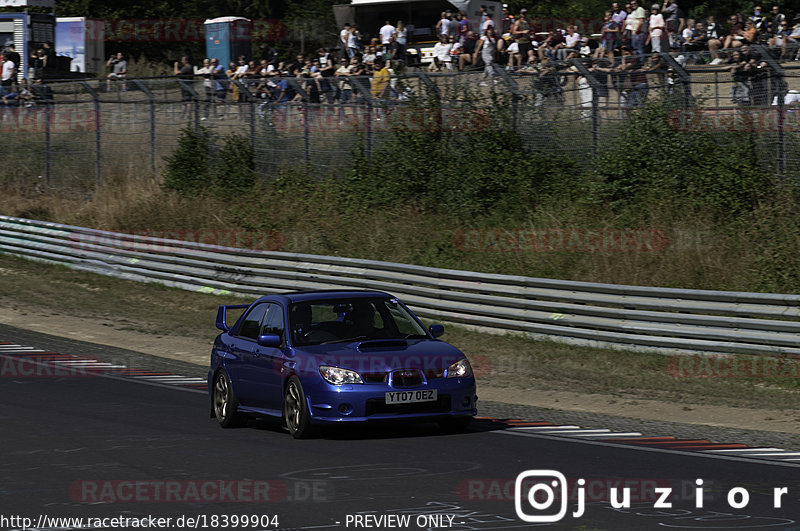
[290,339,466,374]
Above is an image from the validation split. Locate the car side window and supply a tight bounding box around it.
[261,303,285,339]
[238,303,269,340]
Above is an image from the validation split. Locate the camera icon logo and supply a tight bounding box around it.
[514,470,568,523]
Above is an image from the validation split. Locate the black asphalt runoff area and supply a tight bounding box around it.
[1,325,800,530]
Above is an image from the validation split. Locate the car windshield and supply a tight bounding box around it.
[289,297,429,346]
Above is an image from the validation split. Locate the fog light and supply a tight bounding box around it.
[462,397,471,407]
[338,403,352,414]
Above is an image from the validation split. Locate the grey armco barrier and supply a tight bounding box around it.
[1,215,799,356]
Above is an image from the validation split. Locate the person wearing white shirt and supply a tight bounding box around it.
[379,21,396,46]
[340,23,352,57]
[648,4,666,53]
[431,35,453,71]
[772,89,800,106]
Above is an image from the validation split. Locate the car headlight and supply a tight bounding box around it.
[446,358,472,378]
[319,365,364,385]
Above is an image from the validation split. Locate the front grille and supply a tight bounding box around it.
[391,369,423,388]
[423,369,444,379]
[362,372,388,384]
[365,394,451,416]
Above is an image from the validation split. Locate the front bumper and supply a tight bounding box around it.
[304,377,477,424]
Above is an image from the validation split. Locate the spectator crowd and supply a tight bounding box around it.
[159,1,799,113]
[4,1,798,114]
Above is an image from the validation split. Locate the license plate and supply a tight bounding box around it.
[385,389,437,404]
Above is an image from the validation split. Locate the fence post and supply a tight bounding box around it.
[79,81,102,185]
[570,59,602,154]
[659,52,691,107]
[44,105,51,186]
[492,66,522,131]
[349,75,377,158]
[285,78,311,163]
[752,45,787,176]
[131,79,157,175]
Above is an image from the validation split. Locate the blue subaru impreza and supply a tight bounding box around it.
[208,290,477,438]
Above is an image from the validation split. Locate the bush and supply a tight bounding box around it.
[590,98,773,220]
[163,126,256,198]
[214,133,255,198]
[162,125,214,196]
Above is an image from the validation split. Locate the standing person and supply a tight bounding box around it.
[628,0,648,56]
[196,58,213,120]
[482,13,495,34]
[339,22,352,58]
[477,28,497,84]
[662,0,681,46]
[210,58,227,117]
[512,9,533,65]
[379,20,396,51]
[29,49,45,80]
[458,12,471,43]
[0,53,15,96]
[174,55,194,116]
[501,5,514,35]
[4,44,20,88]
[106,52,127,91]
[596,11,620,58]
[647,4,666,53]
[436,12,450,38]
[395,20,408,63]
[347,25,362,58]
[448,13,461,39]
[612,3,628,39]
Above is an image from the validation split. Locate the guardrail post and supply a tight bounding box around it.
[131,79,157,176]
[79,81,102,185]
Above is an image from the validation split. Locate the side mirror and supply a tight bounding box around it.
[257,334,282,348]
[429,324,445,338]
[216,306,229,332]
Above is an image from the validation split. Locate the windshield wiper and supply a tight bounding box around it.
[319,335,372,345]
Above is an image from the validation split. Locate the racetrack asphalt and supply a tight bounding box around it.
[2,324,800,530]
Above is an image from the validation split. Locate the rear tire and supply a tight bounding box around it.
[283,376,314,439]
[213,371,244,428]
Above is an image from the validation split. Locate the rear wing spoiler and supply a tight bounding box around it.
[216,304,250,332]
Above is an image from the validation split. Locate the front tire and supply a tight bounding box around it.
[213,370,244,428]
[283,376,314,439]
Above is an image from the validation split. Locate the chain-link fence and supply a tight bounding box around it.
[2,49,799,191]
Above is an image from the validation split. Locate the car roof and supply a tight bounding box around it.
[253,290,395,305]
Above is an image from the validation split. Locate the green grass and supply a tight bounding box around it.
[2,253,799,411]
